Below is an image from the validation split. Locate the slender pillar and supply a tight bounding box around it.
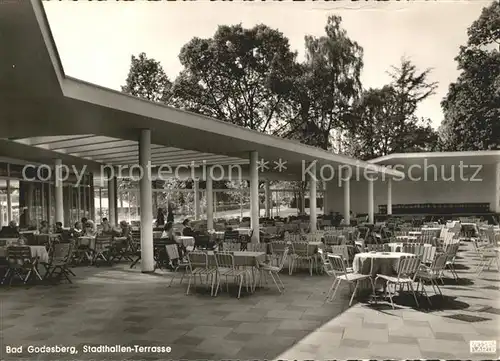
[193,179,200,220]
[206,170,213,229]
[108,170,116,225]
[54,159,64,225]
[214,191,217,219]
[368,179,374,224]
[139,129,154,273]
[6,179,12,222]
[343,177,350,225]
[240,189,243,219]
[0,198,4,227]
[99,187,103,219]
[323,183,328,214]
[249,151,260,243]
[387,178,393,215]
[495,162,500,213]
[265,180,271,218]
[309,162,317,232]
[127,191,132,223]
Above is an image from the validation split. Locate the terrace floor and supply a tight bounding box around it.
[1,242,499,360]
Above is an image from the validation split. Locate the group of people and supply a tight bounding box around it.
[155,206,174,227]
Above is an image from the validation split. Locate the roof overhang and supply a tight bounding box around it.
[0,0,403,181]
[369,151,500,167]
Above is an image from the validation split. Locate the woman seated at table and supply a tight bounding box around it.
[53,222,64,234]
[84,220,96,237]
[101,218,113,234]
[161,222,185,262]
[182,219,195,237]
[0,221,20,237]
[39,220,50,234]
[119,220,132,239]
[70,222,84,237]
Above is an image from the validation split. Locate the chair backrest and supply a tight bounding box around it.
[6,246,32,263]
[317,249,333,275]
[224,230,240,242]
[222,242,240,252]
[187,250,209,269]
[276,247,289,271]
[165,244,180,262]
[330,245,349,260]
[327,254,349,277]
[51,242,73,264]
[194,235,211,249]
[430,253,448,273]
[214,251,235,269]
[95,235,112,250]
[365,244,384,252]
[421,246,436,264]
[444,242,460,258]
[324,233,341,245]
[271,241,287,254]
[291,241,309,256]
[247,243,266,252]
[396,256,420,280]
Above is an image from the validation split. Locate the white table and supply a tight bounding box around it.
[353,252,415,276]
[387,242,432,252]
[177,236,195,248]
[234,228,252,236]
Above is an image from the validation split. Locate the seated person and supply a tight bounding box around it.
[160,222,183,266]
[70,222,84,237]
[101,218,113,234]
[0,221,20,237]
[120,220,132,239]
[84,220,96,237]
[39,220,50,234]
[182,219,195,237]
[53,222,64,234]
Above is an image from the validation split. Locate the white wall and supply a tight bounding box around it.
[326,163,498,214]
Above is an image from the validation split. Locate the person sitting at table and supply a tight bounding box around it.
[0,220,20,237]
[120,220,131,239]
[54,222,64,234]
[84,220,96,237]
[39,220,50,234]
[70,222,84,237]
[81,217,88,226]
[101,218,113,234]
[182,219,195,237]
[161,222,185,262]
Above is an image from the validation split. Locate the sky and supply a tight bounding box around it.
[43,0,492,129]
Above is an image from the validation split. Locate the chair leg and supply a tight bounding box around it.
[349,281,359,306]
[329,279,342,303]
[169,270,177,287]
[325,279,338,302]
[237,276,243,299]
[387,282,395,309]
[275,272,285,291]
[420,280,432,306]
[408,282,419,308]
[186,274,193,295]
[269,272,282,293]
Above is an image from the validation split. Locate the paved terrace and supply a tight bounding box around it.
[2,242,500,360]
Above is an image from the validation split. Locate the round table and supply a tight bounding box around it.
[353,252,415,277]
[387,243,432,252]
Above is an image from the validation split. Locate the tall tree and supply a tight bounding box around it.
[121,52,172,102]
[278,16,363,150]
[440,2,500,151]
[345,58,438,160]
[170,24,297,133]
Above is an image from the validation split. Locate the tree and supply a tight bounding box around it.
[121,52,172,102]
[440,2,500,151]
[278,16,363,150]
[345,58,439,160]
[170,24,297,133]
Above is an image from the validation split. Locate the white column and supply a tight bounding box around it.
[265,180,271,218]
[309,162,317,232]
[6,179,12,222]
[206,170,213,229]
[193,179,200,220]
[108,170,116,226]
[343,177,350,225]
[368,179,374,224]
[54,159,64,225]
[0,199,4,228]
[139,129,154,273]
[214,191,217,219]
[495,162,500,213]
[323,183,328,215]
[127,191,132,223]
[387,178,393,215]
[249,151,260,243]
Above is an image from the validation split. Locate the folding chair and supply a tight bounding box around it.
[45,242,75,284]
[214,251,251,299]
[166,244,190,287]
[259,247,289,293]
[2,246,42,285]
[92,235,113,266]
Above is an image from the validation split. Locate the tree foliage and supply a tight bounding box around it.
[170,24,297,133]
[345,59,439,160]
[121,52,172,102]
[440,2,500,150]
[278,16,363,150]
